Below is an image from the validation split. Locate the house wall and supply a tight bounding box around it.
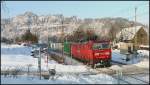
[115,27,148,52]
[119,42,133,54]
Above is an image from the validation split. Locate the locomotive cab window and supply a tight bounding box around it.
[92,43,110,49]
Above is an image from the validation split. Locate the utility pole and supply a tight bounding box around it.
[134,7,137,52]
[46,27,49,68]
[61,17,65,64]
[38,47,42,80]
[27,16,31,31]
[46,35,49,68]
[71,44,73,65]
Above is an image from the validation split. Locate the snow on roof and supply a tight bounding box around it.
[116,26,144,40]
[140,45,149,48]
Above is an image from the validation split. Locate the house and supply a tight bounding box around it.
[115,26,149,54]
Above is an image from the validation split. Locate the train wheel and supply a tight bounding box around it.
[92,64,96,69]
[89,60,95,69]
[99,64,104,68]
[93,60,96,69]
[86,61,89,65]
[82,59,86,65]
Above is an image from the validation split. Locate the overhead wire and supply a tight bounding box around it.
[110,2,149,20]
[126,11,149,20]
[1,1,11,25]
[1,1,9,16]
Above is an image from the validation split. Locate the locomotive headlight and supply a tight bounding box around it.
[95,53,99,56]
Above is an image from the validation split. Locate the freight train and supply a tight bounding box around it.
[64,40,112,68]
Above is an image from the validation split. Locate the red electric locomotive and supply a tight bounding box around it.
[71,40,111,68]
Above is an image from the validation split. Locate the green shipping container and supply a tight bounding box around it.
[64,41,71,55]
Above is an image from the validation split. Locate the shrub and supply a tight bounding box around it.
[16,30,38,43]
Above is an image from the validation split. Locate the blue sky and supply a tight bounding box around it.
[1,1,149,25]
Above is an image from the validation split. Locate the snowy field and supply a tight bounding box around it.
[112,49,149,66]
[1,74,118,84]
[1,43,88,72]
[1,43,117,84]
[1,43,149,84]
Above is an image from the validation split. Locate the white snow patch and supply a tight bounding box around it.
[1,74,117,84]
[140,45,149,48]
[134,60,149,68]
[134,50,149,68]
[137,50,149,57]
[1,44,88,73]
[109,65,122,71]
[112,49,149,65]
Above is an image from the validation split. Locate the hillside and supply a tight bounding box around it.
[1,11,148,43]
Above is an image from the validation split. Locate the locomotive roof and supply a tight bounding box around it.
[70,40,110,44]
[93,40,110,43]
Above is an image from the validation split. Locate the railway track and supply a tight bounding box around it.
[112,76,130,84]
[95,68,115,75]
[95,64,149,74]
[126,74,149,84]
[94,67,149,84]
[123,72,149,75]
[112,72,149,84]
[48,50,84,65]
[48,50,149,77]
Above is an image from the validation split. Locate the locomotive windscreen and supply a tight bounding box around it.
[92,43,110,49]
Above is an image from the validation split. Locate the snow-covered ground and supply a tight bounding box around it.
[112,49,149,66]
[1,74,118,84]
[1,43,117,84]
[1,43,149,84]
[1,43,88,73]
[112,73,149,84]
[137,50,149,58]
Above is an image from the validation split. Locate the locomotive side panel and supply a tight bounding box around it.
[71,44,80,59]
[70,41,111,67]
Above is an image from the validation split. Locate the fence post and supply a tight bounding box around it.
[38,47,42,80]
[116,69,123,84]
